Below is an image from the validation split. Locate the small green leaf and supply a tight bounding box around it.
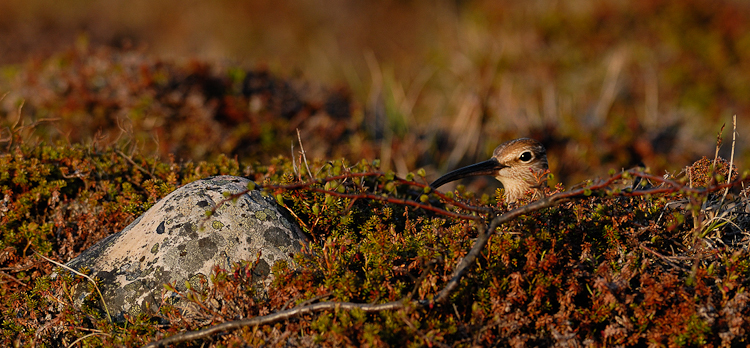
[385,182,395,192]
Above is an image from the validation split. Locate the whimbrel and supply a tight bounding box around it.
[431,138,548,203]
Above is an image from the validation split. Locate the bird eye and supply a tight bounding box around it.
[519,151,533,162]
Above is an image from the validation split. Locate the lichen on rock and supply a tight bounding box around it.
[62,175,306,321]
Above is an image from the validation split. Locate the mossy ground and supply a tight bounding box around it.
[2,129,750,347]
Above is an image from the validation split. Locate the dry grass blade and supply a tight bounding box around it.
[297,129,313,182]
[65,332,111,348]
[33,251,113,323]
[719,114,737,207]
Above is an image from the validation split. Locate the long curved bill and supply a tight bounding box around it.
[430,158,507,188]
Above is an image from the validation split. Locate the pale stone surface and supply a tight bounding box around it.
[63,175,306,320]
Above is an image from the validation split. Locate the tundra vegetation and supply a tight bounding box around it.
[3,0,750,346]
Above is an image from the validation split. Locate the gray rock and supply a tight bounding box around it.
[63,175,306,321]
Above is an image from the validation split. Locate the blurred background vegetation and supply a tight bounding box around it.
[1,0,749,188]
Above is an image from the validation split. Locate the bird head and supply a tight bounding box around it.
[431,138,548,203]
